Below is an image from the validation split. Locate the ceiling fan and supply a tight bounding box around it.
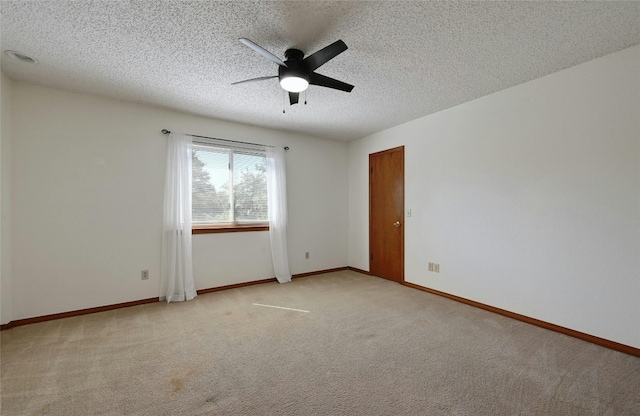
[233,38,354,106]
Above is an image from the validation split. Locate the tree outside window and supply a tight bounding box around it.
[192,145,267,224]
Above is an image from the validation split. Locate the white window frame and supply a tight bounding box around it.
[191,141,269,234]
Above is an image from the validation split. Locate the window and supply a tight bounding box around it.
[192,143,268,233]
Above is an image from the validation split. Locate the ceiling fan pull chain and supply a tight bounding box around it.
[304,90,307,105]
[282,90,286,113]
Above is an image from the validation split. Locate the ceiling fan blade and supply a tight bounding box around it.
[309,72,354,92]
[289,92,299,105]
[303,40,348,72]
[239,38,287,67]
[231,75,278,85]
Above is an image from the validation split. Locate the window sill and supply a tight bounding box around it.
[192,223,269,234]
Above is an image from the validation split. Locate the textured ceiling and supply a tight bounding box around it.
[1,1,639,141]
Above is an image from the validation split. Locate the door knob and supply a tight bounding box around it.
[393,221,401,228]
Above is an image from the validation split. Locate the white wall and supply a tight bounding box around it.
[10,83,348,320]
[349,45,640,348]
[1,72,13,325]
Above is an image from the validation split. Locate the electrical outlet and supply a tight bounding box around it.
[434,263,440,273]
[141,270,149,280]
[428,262,434,272]
[305,252,310,259]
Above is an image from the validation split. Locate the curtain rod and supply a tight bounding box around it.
[161,129,289,150]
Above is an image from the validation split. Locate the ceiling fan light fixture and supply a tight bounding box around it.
[280,75,309,93]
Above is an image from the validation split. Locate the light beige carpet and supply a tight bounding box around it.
[1,270,639,415]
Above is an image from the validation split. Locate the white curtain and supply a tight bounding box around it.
[266,146,292,283]
[161,132,197,302]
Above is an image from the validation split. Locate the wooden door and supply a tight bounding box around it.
[369,146,404,282]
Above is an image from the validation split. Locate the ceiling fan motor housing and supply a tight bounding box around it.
[284,48,304,61]
[279,49,309,83]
